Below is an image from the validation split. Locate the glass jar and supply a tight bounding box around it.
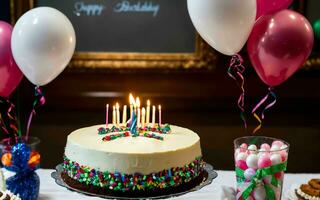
[234,136,289,200]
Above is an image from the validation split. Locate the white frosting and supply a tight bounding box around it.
[65,124,202,174]
[297,188,320,200]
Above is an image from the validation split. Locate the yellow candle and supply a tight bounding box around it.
[141,107,146,128]
[106,104,109,127]
[112,105,116,125]
[122,105,127,125]
[136,98,141,127]
[152,105,156,127]
[116,103,120,126]
[129,94,135,119]
[146,100,150,125]
[158,105,161,126]
[137,108,140,127]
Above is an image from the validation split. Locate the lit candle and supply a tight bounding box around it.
[122,105,127,125]
[152,105,156,127]
[141,107,146,128]
[136,98,141,127]
[146,100,150,125]
[116,103,120,126]
[129,94,134,119]
[106,104,109,127]
[112,105,116,125]
[158,105,161,126]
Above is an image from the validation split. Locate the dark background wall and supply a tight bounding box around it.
[1,0,320,172]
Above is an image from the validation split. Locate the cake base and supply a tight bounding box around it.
[61,171,207,198]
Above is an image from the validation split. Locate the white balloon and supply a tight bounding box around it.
[187,0,256,56]
[11,7,76,86]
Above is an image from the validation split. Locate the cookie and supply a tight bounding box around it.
[300,184,320,197]
[309,179,320,190]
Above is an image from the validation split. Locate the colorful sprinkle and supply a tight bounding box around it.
[102,132,130,141]
[63,156,204,192]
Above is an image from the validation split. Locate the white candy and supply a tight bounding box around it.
[244,168,256,180]
[281,144,288,150]
[236,152,248,161]
[270,154,282,165]
[270,145,280,152]
[246,154,258,169]
[253,186,266,200]
[248,144,258,152]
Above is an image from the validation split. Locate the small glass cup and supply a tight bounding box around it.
[0,137,41,200]
[234,136,289,200]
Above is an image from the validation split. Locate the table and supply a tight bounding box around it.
[4,169,320,199]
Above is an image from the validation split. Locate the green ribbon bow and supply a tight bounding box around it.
[236,162,287,200]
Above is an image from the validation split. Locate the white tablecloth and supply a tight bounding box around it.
[3,169,320,199]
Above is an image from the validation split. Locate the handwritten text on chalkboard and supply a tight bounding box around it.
[114,1,160,17]
[73,1,160,17]
[74,2,106,16]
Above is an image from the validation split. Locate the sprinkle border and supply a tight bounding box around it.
[63,156,204,192]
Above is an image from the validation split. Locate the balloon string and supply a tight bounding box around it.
[252,87,277,134]
[228,54,247,129]
[26,86,46,141]
[7,102,19,139]
[0,112,9,135]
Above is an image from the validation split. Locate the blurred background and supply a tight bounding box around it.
[1,0,320,172]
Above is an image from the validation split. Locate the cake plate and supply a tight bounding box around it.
[51,163,217,199]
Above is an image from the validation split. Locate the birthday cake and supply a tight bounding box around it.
[62,95,205,197]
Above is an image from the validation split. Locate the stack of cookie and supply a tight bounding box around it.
[296,179,320,200]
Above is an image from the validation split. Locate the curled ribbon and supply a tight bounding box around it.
[0,97,19,142]
[7,102,19,139]
[26,86,46,141]
[252,87,277,134]
[236,162,287,200]
[228,54,247,129]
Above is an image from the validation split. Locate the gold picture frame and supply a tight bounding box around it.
[11,0,217,70]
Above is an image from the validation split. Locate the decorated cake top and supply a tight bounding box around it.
[67,124,200,154]
[97,94,172,142]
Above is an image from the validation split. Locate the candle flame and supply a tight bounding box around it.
[116,102,119,109]
[129,94,135,106]
[147,100,150,106]
[158,105,161,110]
[136,97,140,107]
[106,104,109,108]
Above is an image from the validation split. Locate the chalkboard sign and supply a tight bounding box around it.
[19,0,217,69]
[35,0,196,53]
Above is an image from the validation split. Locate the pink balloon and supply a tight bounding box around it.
[247,10,314,87]
[0,21,23,97]
[256,0,293,19]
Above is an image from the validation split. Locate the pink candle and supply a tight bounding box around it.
[106,104,109,127]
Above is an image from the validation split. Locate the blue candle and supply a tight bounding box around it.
[130,111,137,136]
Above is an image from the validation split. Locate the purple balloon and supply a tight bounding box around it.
[0,21,23,97]
[247,10,314,87]
[256,0,293,19]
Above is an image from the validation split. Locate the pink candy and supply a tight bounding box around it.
[272,140,284,148]
[260,143,270,151]
[236,160,248,170]
[258,154,272,168]
[279,150,288,161]
[240,143,248,152]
